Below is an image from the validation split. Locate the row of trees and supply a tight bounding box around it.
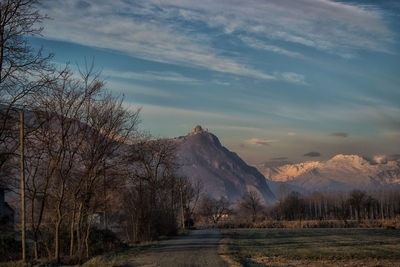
[273,189,400,223]
[209,188,400,225]
[0,0,201,264]
[7,70,200,262]
[21,65,139,262]
[121,140,201,242]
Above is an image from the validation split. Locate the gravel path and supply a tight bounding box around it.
[125,228,229,267]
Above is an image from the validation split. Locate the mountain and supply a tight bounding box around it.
[173,125,275,203]
[259,154,400,192]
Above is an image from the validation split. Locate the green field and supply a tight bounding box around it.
[221,228,400,266]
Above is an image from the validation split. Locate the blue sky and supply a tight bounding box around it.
[33,0,400,164]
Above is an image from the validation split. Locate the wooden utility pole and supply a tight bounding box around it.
[20,111,26,262]
[180,185,185,231]
[103,161,107,230]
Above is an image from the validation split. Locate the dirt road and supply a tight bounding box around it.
[125,228,229,267]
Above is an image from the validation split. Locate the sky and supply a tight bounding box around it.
[31,0,400,165]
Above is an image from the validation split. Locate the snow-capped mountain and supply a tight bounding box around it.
[260,154,400,192]
[173,126,275,203]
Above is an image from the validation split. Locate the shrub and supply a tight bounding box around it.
[0,235,21,262]
[88,228,125,256]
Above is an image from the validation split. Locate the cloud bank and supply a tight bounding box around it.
[246,138,276,146]
[329,132,349,138]
[40,0,393,83]
[304,151,321,157]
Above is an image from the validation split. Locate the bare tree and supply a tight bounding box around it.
[349,190,366,222]
[0,0,53,182]
[182,179,202,227]
[275,184,291,201]
[363,195,377,220]
[279,191,305,221]
[238,190,263,223]
[199,195,231,224]
[71,75,140,261]
[124,139,182,241]
[29,66,105,262]
[24,124,52,259]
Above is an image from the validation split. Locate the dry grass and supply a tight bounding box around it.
[221,228,400,266]
[0,245,148,267]
[218,237,242,267]
[78,246,145,267]
[217,218,400,229]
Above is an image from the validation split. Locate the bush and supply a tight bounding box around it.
[0,235,21,262]
[88,228,125,256]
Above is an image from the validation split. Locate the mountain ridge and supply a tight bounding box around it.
[173,125,275,203]
[259,154,400,192]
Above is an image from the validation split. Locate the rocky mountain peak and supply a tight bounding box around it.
[183,125,221,148]
[174,126,275,203]
[327,154,368,166]
[189,125,208,136]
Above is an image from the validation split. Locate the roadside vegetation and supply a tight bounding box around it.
[0,0,200,265]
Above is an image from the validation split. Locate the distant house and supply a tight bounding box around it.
[0,187,14,230]
[88,212,105,229]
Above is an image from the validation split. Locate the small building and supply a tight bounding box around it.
[0,188,14,230]
[88,212,105,229]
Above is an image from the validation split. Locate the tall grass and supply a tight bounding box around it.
[216,218,400,229]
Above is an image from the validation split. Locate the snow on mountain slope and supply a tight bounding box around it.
[173,126,275,203]
[260,154,400,192]
[263,161,320,182]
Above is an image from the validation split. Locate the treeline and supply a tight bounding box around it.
[208,188,400,228]
[121,140,201,242]
[0,0,199,264]
[271,189,400,222]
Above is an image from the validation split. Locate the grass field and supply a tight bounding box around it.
[221,228,400,266]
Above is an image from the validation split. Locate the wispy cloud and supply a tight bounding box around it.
[231,143,246,149]
[263,157,292,167]
[212,80,230,86]
[274,72,308,85]
[240,36,304,58]
[169,0,393,57]
[329,132,349,138]
[133,103,236,121]
[106,80,171,97]
[303,151,321,157]
[211,125,276,136]
[246,138,277,146]
[40,0,283,81]
[104,70,199,83]
[42,0,383,84]
[271,157,289,161]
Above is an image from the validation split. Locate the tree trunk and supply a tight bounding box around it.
[180,186,185,230]
[20,111,26,262]
[54,217,62,262]
[69,202,76,257]
[54,181,65,262]
[84,216,93,260]
[76,202,84,260]
[31,192,39,259]
[34,241,38,260]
